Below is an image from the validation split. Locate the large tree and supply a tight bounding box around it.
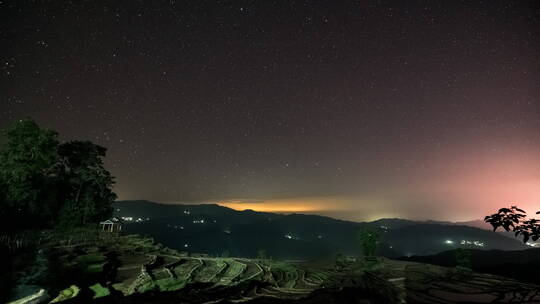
[56,141,116,227]
[0,119,116,230]
[0,119,59,229]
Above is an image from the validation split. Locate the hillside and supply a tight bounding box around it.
[8,230,401,303]
[370,218,493,230]
[113,201,527,259]
[8,231,540,304]
[399,248,540,285]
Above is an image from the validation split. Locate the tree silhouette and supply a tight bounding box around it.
[358,228,379,257]
[0,119,59,229]
[55,141,116,227]
[485,206,540,243]
[454,248,472,269]
[0,119,116,231]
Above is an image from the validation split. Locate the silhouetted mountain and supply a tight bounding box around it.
[366,218,419,229]
[369,218,493,230]
[399,248,540,285]
[380,223,526,257]
[454,219,493,230]
[113,201,527,259]
[114,200,281,222]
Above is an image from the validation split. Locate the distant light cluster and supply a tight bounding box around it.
[460,240,485,247]
[166,224,185,230]
[445,239,485,247]
[284,234,299,240]
[121,216,149,223]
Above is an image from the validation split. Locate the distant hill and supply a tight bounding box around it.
[454,219,493,230]
[113,200,527,259]
[379,223,526,257]
[370,218,493,230]
[399,248,540,285]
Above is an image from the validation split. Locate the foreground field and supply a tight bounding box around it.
[8,232,540,304]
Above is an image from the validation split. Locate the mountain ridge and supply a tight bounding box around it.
[113,200,527,259]
[115,200,495,231]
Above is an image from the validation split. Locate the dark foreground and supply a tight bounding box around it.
[6,231,540,304]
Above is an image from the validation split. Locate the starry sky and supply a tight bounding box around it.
[1,1,539,221]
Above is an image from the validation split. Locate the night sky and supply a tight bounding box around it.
[1,1,539,221]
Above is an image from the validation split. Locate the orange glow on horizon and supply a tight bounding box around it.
[217,197,403,222]
[126,146,540,223]
[218,198,346,213]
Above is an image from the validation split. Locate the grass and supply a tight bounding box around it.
[219,259,246,283]
[172,258,202,279]
[155,277,187,291]
[267,261,302,288]
[75,254,106,264]
[50,285,80,303]
[136,280,157,293]
[193,259,225,282]
[269,261,298,272]
[304,269,330,284]
[89,283,110,298]
[86,262,105,273]
[111,283,128,294]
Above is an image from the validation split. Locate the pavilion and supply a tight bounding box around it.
[100,217,123,232]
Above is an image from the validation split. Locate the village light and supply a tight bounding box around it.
[460,240,485,247]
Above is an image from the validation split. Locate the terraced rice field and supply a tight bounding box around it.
[41,235,337,301]
[218,259,246,284]
[117,251,335,301]
[56,236,352,303]
[172,258,202,280]
[41,235,540,304]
